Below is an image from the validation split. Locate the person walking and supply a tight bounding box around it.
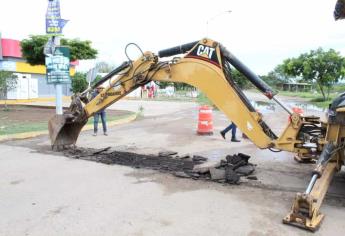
[92,86,108,136]
[220,122,240,142]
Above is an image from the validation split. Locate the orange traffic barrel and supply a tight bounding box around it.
[292,107,304,114]
[197,105,213,135]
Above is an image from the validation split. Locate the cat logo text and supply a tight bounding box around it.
[196,45,215,59]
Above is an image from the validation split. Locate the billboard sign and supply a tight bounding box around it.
[46,46,71,84]
[46,0,68,34]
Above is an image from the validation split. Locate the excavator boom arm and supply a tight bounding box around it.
[49,39,317,155]
[151,46,275,148]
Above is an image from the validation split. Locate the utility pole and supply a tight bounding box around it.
[53,36,63,114]
[45,0,69,115]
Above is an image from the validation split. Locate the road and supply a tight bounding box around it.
[1,93,344,236]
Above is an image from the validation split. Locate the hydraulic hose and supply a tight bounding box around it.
[220,45,275,99]
[158,41,199,58]
[92,61,131,89]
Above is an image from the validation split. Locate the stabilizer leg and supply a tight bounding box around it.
[283,162,337,231]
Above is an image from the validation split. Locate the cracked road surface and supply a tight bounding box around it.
[1,95,345,236]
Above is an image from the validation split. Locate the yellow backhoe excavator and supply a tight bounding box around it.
[48,2,345,232]
[48,38,345,231]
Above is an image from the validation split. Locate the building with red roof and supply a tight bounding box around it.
[0,34,76,99]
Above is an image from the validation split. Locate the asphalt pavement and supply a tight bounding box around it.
[1,93,344,236]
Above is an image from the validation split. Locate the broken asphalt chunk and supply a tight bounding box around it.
[246,175,258,180]
[173,171,191,178]
[92,147,111,155]
[209,168,226,180]
[235,164,255,176]
[192,155,208,162]
[158,151,178,157]
[237,153,251,163]
[178,153,191,159]
[193,161,221,174]
[225,166,240,184]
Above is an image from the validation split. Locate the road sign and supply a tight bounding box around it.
[46,0,68,35]
[45,46,71,84]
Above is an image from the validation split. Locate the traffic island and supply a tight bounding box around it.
[0,105,137,142]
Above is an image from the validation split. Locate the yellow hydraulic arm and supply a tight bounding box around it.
[49,38,320,155]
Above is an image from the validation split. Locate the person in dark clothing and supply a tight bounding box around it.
[92,86,108,136]
[220,122,240,142]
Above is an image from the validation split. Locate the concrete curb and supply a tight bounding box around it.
[0,96,71,105]
[0,113,138,142]
[0,95,131,105]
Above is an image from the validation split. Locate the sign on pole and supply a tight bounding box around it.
[45,46,71,84]
[46,0,68,35]
[45,0,69,115]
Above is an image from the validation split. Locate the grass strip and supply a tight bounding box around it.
[0,113,134,136]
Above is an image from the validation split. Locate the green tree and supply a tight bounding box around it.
[0,71,17,109]
[21,35,98,65]
[156,81,173,89]
[231,68,251,89]
[91,75,103,87]
[173,82,194,91]
[261,65,290,88]
[61,38,97,62]
[71,72,88,93]
[281,48,345,100]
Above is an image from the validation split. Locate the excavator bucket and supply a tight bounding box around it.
[48,114,87,149]
[48,94,88,149]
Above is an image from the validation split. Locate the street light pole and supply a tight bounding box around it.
[206,10,232,36]
[45,0,69,115]
[53,36,63,115]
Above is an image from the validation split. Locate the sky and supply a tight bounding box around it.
[0,0,344,75]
